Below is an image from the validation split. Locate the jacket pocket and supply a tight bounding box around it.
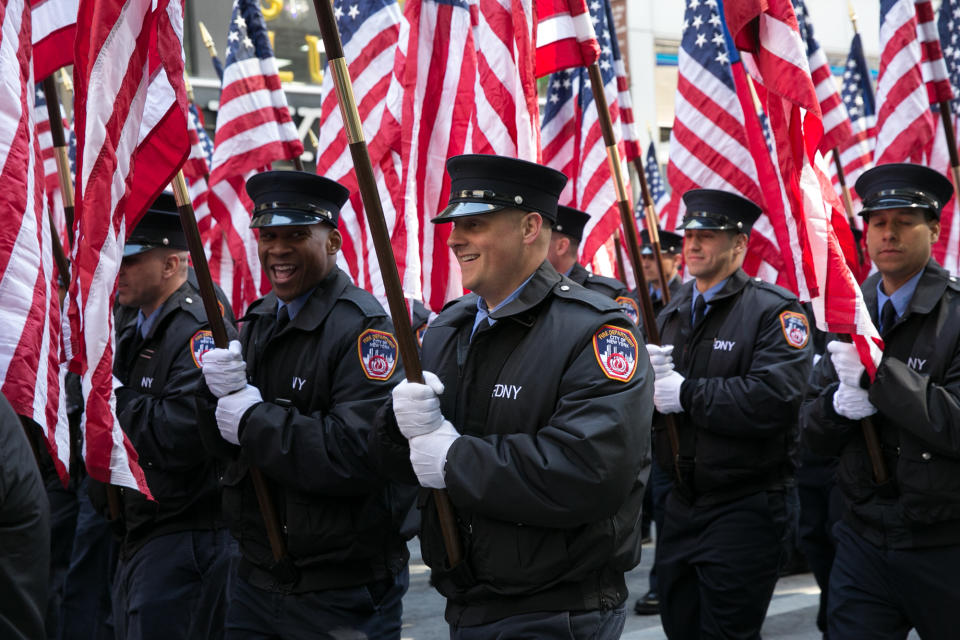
[897,447,960,523]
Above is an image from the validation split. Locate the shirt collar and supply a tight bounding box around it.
[136,305,164,339]
[472,271,538,339]
[876,268,925,320]
[277,287,316,322]
[691,277,728,314]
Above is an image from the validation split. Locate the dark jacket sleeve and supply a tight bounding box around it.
[115,343,208,471]
[799,347,859,457]
[238,317,404,495]
[680,301,812,439]
[870,354,960,456]
[444,319,653,529]
[368,396,418,485]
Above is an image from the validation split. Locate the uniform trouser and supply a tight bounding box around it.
[112,528,236,640]
[225,566,408,640]
[59,476,117,640]
[646,458,673,595]
[450,606,627,640]
[657,490,787,640]
[797,474,841,636]
[45,477,79,638]
[828,520,960,640]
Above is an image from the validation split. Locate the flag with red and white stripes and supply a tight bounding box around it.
[315,0,412,305]
[927,0,960,275]
[535,0,599,77]
[726,0,882,375]
[399,0,476,311]
[67,0,190,495]
[0,0,69,481]
[660,0,785,285]
[874,0,936,164]
[828,32,876,212]
[791,0,853,153]
[31,0,77,79]
[471,0,539,161]
[540,0,629,273]
[183,102,214,248]
[606,0,640,162]
[915,0,953,105]
[207,0,304,316]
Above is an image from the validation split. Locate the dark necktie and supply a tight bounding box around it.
[276,305,290,332]
[692,295,707,328]
[880,299,896,334]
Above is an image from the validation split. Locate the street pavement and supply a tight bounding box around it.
[397,537,921,639]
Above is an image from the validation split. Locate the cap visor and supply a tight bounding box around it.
[432,201,505,223]
[858,199,937,217]
[250,211,332,228]
[123,243,153,257]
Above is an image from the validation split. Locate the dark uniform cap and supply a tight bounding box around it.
[124,192,187,257]
[553,205,590,242]
[433,154,568,223]
[246,170,350,229]
[640,228,683,255]
[854,163,953,220]
[678,188,762,235]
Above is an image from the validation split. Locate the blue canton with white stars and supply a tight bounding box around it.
[189,103,215,168]
[542,0,618,128]
[791,0,821,60]
[681,0,740,92]
[840,33,875,126]
[225,0,276,67]
[938,0,960,114]
[332,0,400,45]
[645,142,666,204]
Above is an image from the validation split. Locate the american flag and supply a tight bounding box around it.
[183,102,213,240]
[725,0,882,375]
[930,0,960,274]
[660,0,785,285]
[644,140,669,215]
[874,0,935,164]
[470,0,539,161]
[535,0,599,76]
[315,0,413,305]
[0,0,69,482]
[399,0,475,311]
[828,32,876,211]
[541,0,629,272]
[31,0,77,79]
[605,0,640,161]
[916,0,954,105]
[791,0,853,153]
[67,0,190,496]
[206,0,303,316]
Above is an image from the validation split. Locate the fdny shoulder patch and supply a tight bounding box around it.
[615,296,640,326]
[358,329,399,380]
[190,330,216,368]
[592,324,639,382]
[779,311,810,349]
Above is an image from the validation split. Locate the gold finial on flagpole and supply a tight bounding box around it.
[848,2,858,34]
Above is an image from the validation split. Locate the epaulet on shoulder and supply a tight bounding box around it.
[585,274,624,295]
[946,273,960,293]
[750,276,798,303]
[179,291,207,323]
[554,281,621,313]
[341,285,388,318]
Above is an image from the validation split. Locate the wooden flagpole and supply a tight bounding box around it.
[310,0,462,567]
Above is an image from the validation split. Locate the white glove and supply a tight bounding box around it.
[654,370,685,414]
[392,371,446,439]
[409,420,460,489]
[827,340,866,388]
[202,340,248,398]
[832,382,877,420]
[647,344,675,379]
[215,384,262,445]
